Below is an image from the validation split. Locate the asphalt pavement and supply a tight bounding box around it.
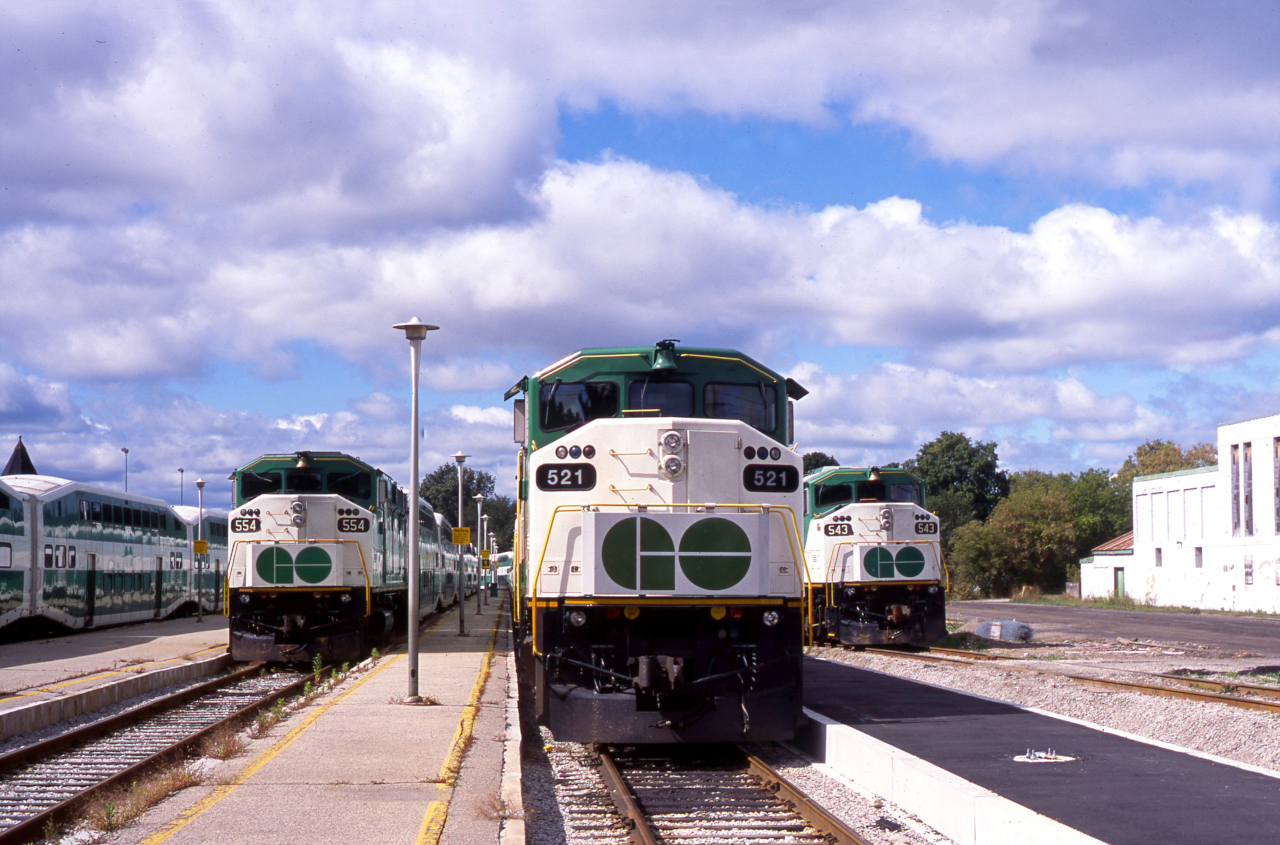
[950,599,1280,658]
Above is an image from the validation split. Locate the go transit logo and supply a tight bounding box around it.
[601,517,753,591]
[255,546,333,584]
[862,545,926,578]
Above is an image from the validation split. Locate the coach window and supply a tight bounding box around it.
[286,470,323,493]
[814,483,853,509]
[540,380,619,432]
[241,471,282,499]
[0,491,8,511]
[92,501,102,522]
[68,547,76,569]
[55,546,65,568]
[80,500,91,521]
[704,382,776,433]
[44,545,53,567]
[628,379,693,417]
[113,504,123,524]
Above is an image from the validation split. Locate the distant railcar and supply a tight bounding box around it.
[803,466,946,645]
[508,341,809,743]
[225,451,476,663]
[0,474,224,631]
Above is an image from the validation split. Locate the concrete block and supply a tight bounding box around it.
[975,620,1033,642]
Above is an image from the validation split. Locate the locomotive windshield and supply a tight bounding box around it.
[628,379,693,416]
[540,380,619,431]
[241,471,282,499]
[814,483,853,508]
[704,382,775,432]
[286,470,323,492]
[328,470,372,500]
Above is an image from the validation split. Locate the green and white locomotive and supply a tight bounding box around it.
[507,341,809,743]
[226,451,475,663]
[0,472,225,633]
[803,466,947,645]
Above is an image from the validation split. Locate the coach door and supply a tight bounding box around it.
[154,555,164,617]
[85,554,97,627]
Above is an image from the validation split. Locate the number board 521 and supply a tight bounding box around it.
[535,464,597,491]
[742,464,800,493]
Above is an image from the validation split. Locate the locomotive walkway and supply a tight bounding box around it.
[116,598,514,845]
[801,657,1280,845]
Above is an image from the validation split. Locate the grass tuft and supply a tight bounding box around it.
[200,725,248,760]
[83,763,204,833]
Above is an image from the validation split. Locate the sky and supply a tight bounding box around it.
[0,1,1277,506]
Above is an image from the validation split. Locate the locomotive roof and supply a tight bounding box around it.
[236,451,378,474]
[805,466,924,485]
[510,342,807,400]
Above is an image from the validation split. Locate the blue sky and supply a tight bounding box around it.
[0,2,1277,504]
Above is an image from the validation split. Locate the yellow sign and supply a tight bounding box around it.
[193,540,207,555]
[481,549,490,560]
[482,562,491,570]
[452,527,471,545]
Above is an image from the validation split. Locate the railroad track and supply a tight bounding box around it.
[860,646,1280,714]
[595,745,869,845]
[0,662,316,844]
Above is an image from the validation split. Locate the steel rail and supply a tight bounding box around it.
[742,751,871,845]
[860,646,1280,714]
[595,745,869,845]
[0,665,322,845]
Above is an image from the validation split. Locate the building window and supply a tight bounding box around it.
[1231,444,1241,536]
[1244,442,1254,536]
[1155,548,1163,567]
[1194,547,1203,568]
[1244,558,1254,586]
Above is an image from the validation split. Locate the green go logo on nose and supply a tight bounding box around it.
[256,546,333,584]
[602,517,675,590]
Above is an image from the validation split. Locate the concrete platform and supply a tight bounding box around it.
[800,656,1280,845]
[122,595,517,845]
[0,614,228,706]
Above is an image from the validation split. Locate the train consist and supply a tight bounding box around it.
[802,466,946,645]
[225,451,477,663]
[506,341,809,743]
[0,470,226,634]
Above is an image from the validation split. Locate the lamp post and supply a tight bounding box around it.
[394,318,440,703]
[453,451,468,636]
[178,468,184,505]
[121,448,129,492]
[195,478,205,623]
[480,513,490,606]
[473,494,484,614]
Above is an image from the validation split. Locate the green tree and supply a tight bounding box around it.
[1115,439,1216,486]
[949,484,1077,596]
[802,451,839,474]
[419,464,516,552]
[1010,468,1130,561]
[905,432,1009,551]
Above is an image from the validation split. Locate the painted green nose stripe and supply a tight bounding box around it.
[679,518,752,591]
[895,546,926,578]
[863,546,894,578]
[295,546,333,584]
[256,546,294,584]
[602,517,675,590]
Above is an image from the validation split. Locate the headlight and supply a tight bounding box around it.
[291,502,304,514]
[662,455,685,477]
[661,430,684,453]
[555,445,568,459]
[567,609,588,627]
[340,593,352,603]
[292,514,304,526]
[769,447,781,460]
[762,610,780,627]
[238,593,250,604]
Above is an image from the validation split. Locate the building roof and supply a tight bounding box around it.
[1092,530,1134,554]
[1133,464,1217,483]
[2,438,37,476]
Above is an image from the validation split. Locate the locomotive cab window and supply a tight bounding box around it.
[627,379,693,417]
[889,483,922,505]
[856,481,886,502]
[241,471,283,499]
[704,382,776,433]
[328,469,373,503]
[540,380,619,431]
[286,470,323,493]
[814,483,854,509]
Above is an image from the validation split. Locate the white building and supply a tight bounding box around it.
[1081,412,1280,612]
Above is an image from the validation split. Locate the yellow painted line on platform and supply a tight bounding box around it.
[415,610,502,845]
[0,644,228,703]
[137,652,404,845]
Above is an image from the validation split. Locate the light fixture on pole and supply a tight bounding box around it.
[121,448,130,492]
[480,513,490,606]
[395,317,440,703]
[195,478,205,623]
[473,493,484,614]
[178,468,184,505]
[453,451,469,636]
